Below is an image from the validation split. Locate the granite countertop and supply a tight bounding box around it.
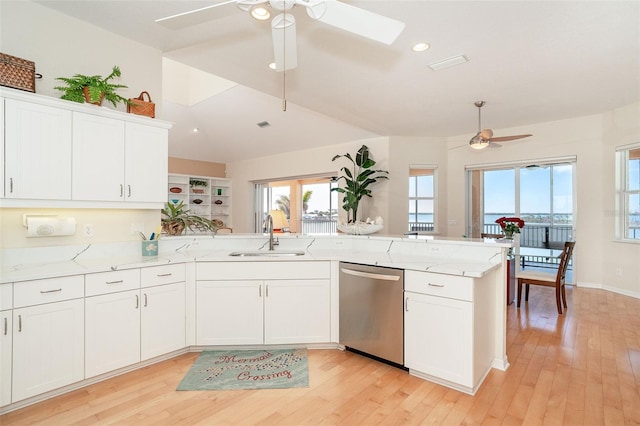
[0,234,509,284]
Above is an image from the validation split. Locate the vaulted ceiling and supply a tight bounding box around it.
[35,1,640,163]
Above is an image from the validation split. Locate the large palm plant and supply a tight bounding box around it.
[331,145,388,223]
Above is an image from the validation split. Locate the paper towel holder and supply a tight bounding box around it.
[23,214,77,237]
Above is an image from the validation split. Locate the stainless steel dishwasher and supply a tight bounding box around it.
[339,262,405,367]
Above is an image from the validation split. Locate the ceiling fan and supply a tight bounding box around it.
[155,0,405,72]
[469,101,532,149]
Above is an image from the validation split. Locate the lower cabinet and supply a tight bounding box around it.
[1,309,13,407]
[195,261,332,346]
[12,299,84,402]
[403,270,494,395]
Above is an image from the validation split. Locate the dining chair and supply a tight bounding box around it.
[516,241,576,314]
[481,233,504,239]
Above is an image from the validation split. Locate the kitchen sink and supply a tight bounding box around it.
[229,250,306,257]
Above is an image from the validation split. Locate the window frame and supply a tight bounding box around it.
[408,165,437,234]
[616,143,640,242]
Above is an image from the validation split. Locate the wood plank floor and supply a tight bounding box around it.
[2,286,640,425]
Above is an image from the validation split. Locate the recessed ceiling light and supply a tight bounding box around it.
[268,62,277,70]
[251,6,270,20]
[429,55,468,71]
[192,128,199,133]
[412,42,430,52]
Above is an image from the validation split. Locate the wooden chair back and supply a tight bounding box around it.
[481,233,504,239]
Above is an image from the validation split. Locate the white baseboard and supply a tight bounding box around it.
[575,281,640,299]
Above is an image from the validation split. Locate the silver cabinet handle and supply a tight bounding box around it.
[428,283,445,288]
[18,314,22,332]
[3,317,7,335]
[106,280,124,285]
[405,296,409,312]
[144,293,148,307]
[157,273,172,277]
[9,178,13,193]
[120,184,124,197]
[266,284,269,298]
[135,294,139,309]
[127,185,131,198]
[258,284,262,297]
[40,288,62,294]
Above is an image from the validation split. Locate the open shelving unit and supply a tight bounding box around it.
[167,174,231,230]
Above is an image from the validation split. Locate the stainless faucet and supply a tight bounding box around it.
[265,214,279,251]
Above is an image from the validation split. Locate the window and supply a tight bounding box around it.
[254,175,337,234]
[408,166,436,233]
[617,145,640,240]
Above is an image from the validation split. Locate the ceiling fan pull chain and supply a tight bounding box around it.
[282,8,287,112]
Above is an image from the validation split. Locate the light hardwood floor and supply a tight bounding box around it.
[2,286,640,425]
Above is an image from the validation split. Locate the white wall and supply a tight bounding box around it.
[446,103,640,297]
[0,1,163,115]
[0,1,165,248]
[226,137,390,233]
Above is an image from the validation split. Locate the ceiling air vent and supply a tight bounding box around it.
[429,55,468,71]
[257,121,271,128]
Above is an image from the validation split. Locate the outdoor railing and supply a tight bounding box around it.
[301,219,337,234]
[483,223,573,249]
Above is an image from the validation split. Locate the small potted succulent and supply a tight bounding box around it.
[161,201,219,235]
[54,66,130,107]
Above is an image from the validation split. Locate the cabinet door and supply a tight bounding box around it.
[4,99,72,199]
[12,299,84,402]
[85,290,140,378]
[196,281,263,345]
[124,123,168,203]
[404,292,472,387]
[72,112,125,201]
[1,311,12,407]
[141,282,185,361]
[264,279,331,344]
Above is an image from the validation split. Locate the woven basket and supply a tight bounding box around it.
[127,91,155,118]
[0,52,36,92]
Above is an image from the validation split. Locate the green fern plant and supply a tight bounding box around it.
[54,66,130,107]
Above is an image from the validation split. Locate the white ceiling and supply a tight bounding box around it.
[35,1,640,163]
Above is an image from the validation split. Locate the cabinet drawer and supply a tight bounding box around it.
[85,269,140,297]
[197,261,330,280]
[1,283,12,310]
[141,263,185,287]
[405,270,474,302]
[13,275,84,308]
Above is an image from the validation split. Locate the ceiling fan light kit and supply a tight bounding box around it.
[468,101,533,149]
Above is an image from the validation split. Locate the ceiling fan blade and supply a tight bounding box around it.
[305,0,405,45]
[155,0,240,30]
[489,134,533,142]
[272,13,298,71]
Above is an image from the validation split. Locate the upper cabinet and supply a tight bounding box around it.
[0,87,172,209]
[4,99,72,200]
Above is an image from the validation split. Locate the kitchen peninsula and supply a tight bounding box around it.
[0,234,510,413]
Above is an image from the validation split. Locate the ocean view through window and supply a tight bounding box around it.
[616,145,640,241]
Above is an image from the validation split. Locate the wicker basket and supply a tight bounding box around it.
[127,91,155,118]
[0,53,36,92]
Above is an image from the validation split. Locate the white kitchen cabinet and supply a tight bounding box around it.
[72,113,168,203]
[140,282,185,360]
[4,98,72,200]
[196,280,263,345]
[403,270,494,395]
[0,97,4,198]
[264,279,331,344]
[195,261,331,346]
[85,289,141,377]
[12,299,84,402]
[1,281,12,407]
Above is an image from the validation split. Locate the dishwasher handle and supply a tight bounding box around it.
[341,268,400,281]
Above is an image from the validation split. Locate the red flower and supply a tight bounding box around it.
[495,216,525,229]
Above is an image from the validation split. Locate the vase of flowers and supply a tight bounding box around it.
[495,217,525,239]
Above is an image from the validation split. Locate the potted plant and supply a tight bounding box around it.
[331,145,388,233]
[54,66,130,107]
[189,179,208,194]
[161,201,219,235]
[495,217,525,239]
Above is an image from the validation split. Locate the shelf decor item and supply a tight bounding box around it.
[169,187,182,193]
[127,91,155,118]
[190,178,208,194]
[54,65,131,107]
[161,201,219,235]
[0,52,39,92]
[331,144,389,234]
